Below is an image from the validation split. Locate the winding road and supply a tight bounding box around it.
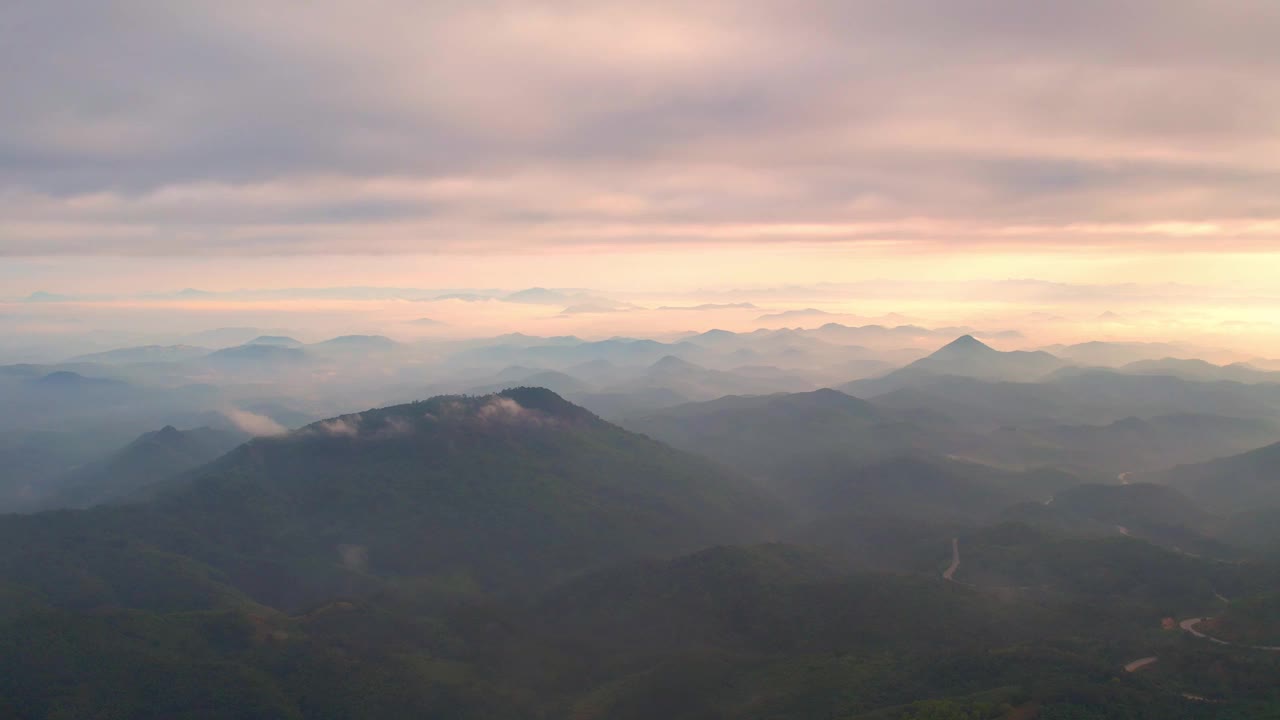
[1179,617,1280,652]
[943,538,960,581]
[1124,656,1157,673]
[939,536,1279,676]
[1118,614,1280,678]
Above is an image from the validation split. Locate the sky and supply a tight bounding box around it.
[3,1,1280,350]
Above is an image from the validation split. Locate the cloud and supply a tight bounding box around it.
[560,303,629,315]
[474,396,556,427]
[372,416,414,438]
[658,303,758,311]
[222,407,287,436]
[337,544,368,571]
[755,308,833,322]
[315,415,362,437]
[476,396,528,421]
[3,1,1279,257]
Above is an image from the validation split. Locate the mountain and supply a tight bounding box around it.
[40,425,247,510]
[1,535,1255,720]
[202,343,310,369]
[1117,357,1280,384]
[520,536,1254,719]
[624,388,1099,521]
[623,389,921,477]
[626,388,1086,521]
[786,454,1081,523]
[866,369,1280,430]
[182,327,291,348]
[0,388,775,613]
[9,372,139,421]
[2,388,1279,717]
[971,413,1279,473]
[29,370,129,390]
[465,369,591,396]
[1142,441,1280,514]
[952,524,1238,607]
[608,355,804,401]
[843,335,1066,397]
[684,328,741,346]
[453,337,698,370]
[1028,482,1212,529]
[566,358,623,384]
[891,334,1064,380]
[1000,483,1233,557]
[1039,341,1197,367]
[68,345,212,364]
[245,335,303,347]
[309,334,401,354]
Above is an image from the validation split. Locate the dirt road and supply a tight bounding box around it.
[943,538,960,581]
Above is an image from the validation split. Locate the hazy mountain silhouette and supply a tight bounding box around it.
[246,335,303,347]
[42,425,247,510]
[1117,357,1280,384]
[69,345,213,364]
[1038,341,1199,367]
[203,343,310,368]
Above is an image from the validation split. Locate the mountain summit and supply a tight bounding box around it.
[933,334,992,354]
[843,335,1067,396]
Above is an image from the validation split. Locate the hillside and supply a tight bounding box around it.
[1143,441,1280,513]
[998,483,1248,559]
